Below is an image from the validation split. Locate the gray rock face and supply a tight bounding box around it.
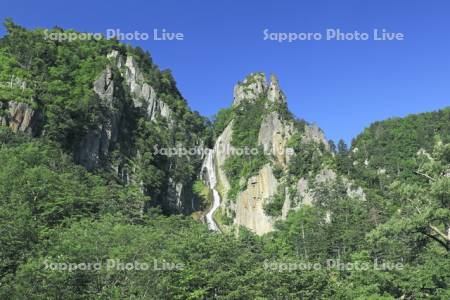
[296,178,314,205]
[74,51,193,213]
[342,177,367,201]
[0,101,42,136]
[76,130,102,170]
[233,73,267,106]
[77,66,121,170]
[213,121,234,200]
[234,164,278,235]
[212,73,293,234]
[95,69,121,155]
[303,124,330,150]
[258,111,294,165]
[0,77,42,136]
[77,51,175,170]
[315,168,337,184]
[267,74,286,103]
[284,170,337,216]
[282,168,366,218]
[209,72,366,235]
[166,178,185,212]
[93,67,115,104]
[107,50,125,68]
[232,73,285,107]
[109,50,171,121]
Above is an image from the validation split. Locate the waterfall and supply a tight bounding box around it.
[201,149,221,232]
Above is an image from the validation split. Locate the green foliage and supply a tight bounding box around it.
[270,177,372,261]
[0,133,106,277]
[0,49,34,104]
[272,162,284,179]
[2,20,450,299]
[0,128,151,279]
[2,212,345,299]
[288,135,328,180]
[336,139,352,175]
[214,208,234,226]
[351,107,450,183]
[263,190,285,217]
[221,97,271,200]
[369,138,450,254]
[192,180,212,210]
[212,107,233,135]
[0,20,210,215]
[0,20,118,146]
[231,98,266,148]
[223,148,268,200]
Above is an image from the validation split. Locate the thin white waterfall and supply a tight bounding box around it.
[201,149,221,232]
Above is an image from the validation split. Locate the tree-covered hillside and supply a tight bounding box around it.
[0,21,449,299]
[0,19,213,214]
[351,107,449,181]
[1,125,448,299]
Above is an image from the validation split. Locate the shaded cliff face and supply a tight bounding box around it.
[209,73,364,235]
[0,101,42,136]
[0,25,209,216]
[0,76,43,136]
[0,24,365,231]
[0,52,202,214]
[74,51,175,171]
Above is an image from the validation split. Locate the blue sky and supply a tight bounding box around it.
[2,0,449,143]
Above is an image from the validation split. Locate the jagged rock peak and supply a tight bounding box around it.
[267,74,286,103]
[107,50,171,120]
[232,72,286,106]
[76,50,174,170]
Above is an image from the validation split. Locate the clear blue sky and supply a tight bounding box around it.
[2,0,449,143]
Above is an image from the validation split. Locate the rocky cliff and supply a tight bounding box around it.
[75,50,175,171]
[0,101,42,136]
[207,73,365,235]
[0,39,205,215]
[0,23,365,233]
[0,76,42,136]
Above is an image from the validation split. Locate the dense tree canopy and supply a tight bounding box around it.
[1,20,449,299]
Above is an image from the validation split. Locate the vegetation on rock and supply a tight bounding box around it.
[1,20,449,299]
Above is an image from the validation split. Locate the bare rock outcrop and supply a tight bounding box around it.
[267,74,286,103]
[205,72,366,235]
[74,51,192,213]
[212,73,293,234]
[214,121,234,196]
[232,73,267,106]
[108,50,172,121]
[0,101,42,136]
[232,73,286,107]
[303,123,330,150]
[76,66,120,170]
[76,51,175,170]
[282,168,366,217]
[0,77,42,136]
[258,111,294,165]
[234,164,278,235]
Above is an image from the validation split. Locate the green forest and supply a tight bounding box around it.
[0,21,449,299]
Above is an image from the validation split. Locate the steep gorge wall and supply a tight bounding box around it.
[210,73,365,235]
[0,49,202,215]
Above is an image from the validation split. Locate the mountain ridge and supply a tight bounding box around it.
[1,21,449,299]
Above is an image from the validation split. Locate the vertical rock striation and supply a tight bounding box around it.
[206,72,365,235]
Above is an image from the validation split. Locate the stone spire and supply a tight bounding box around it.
[267,74,286,103]
[232,73,267,106]
[232,73,286,106]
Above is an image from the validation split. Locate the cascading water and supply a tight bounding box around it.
[201,149,221,232]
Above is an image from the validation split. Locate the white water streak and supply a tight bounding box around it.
[201,149,221,232]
